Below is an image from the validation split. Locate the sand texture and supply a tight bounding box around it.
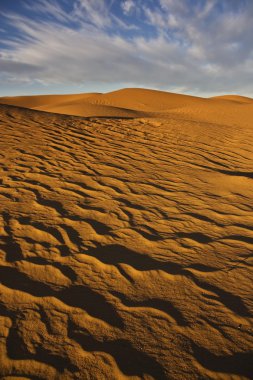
[0,89,253,379]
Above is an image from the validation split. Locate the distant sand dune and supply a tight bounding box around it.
[211,94,253,103]
[0,88,253,379]
[1,88,252,124]
[0,92,100,109]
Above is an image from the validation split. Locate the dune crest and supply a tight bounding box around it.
[211,94,253,103]
[0,88,253,379]
[1,88,253,127]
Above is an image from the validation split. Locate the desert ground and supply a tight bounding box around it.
[0,88,253,379]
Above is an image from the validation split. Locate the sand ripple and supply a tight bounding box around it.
[0,102,253,379]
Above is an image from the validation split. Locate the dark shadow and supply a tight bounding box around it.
[218,169,253,179]
[0,302,77,375]
[1,212,24,262]
[87,243,183,276]
[192,342,253,378]
[0,266,123,327]
[0,237,24,262]
[176,232,213,244]
[111,291,188,326]
[193,277,251,317]
[83,219,112,235]
[26,256,77,282]
[6,325,78,373]
[68,320,166,379]
[221,234,253,245]
[60,286,123,328]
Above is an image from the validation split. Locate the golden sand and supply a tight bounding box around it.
[0,89,253,379]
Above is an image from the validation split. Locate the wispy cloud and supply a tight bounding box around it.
[121,0,135,15]
[73,0,112,28]
[1,0,253,96]
[23,0,71,23]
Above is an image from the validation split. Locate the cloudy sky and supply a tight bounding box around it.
[1,0,252,97]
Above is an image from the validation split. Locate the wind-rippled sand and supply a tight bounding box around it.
[0,89,253,379]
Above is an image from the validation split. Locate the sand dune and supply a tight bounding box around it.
[1,88,253,124]
[35,102,149,118]
[0,89,253,379]
[211,94,253,103]
[0,93,100,109]
[1,88,202,118]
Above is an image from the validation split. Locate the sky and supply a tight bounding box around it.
[0,0,253,97]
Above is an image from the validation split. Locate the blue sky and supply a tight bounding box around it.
[0,0,252,97]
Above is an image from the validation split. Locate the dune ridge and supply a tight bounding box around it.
[1,88,253,127]
[0,88,253,379]
[211,94,253,103]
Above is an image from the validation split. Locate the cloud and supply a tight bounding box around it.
[23,0,71,23]
[73,0,112,28]
[1,0,253,96]
[121,0,135,15]
[0,58,41,75]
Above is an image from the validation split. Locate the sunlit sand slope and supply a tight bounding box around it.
[0,102,253,379]
[0,93,100,109]
[1,88,253,124]
[211,95,253,103]
[0,88,202,113]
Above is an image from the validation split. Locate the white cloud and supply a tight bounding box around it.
[73,0,111,28]
[1,0,253,97]
[121,0,135,15]
[23,0,71,23]
[143,6,166,29]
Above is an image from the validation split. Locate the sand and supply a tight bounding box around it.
[0,88,253,379]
